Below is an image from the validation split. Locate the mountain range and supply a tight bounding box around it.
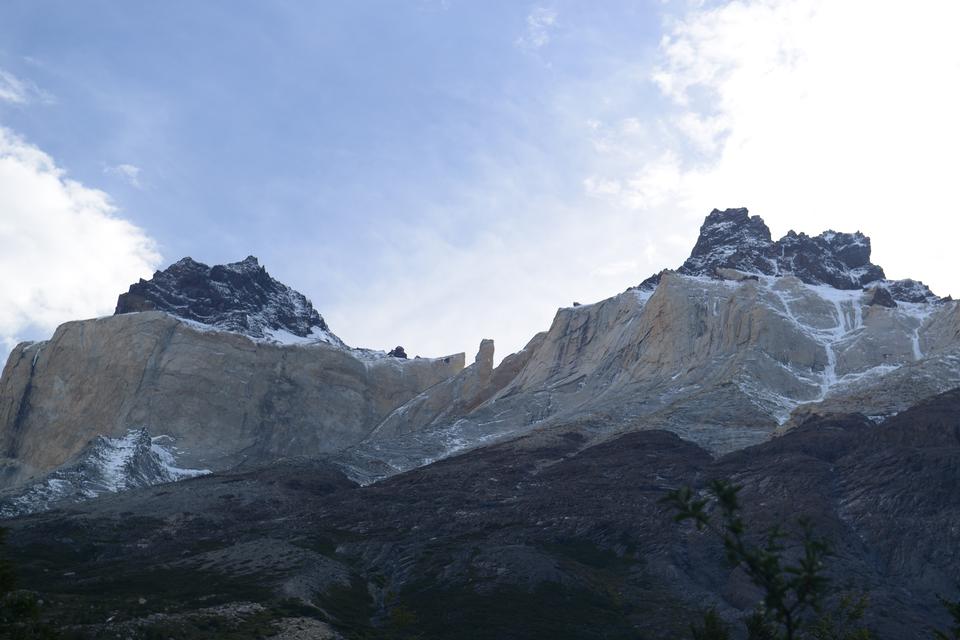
[0,208,957,639]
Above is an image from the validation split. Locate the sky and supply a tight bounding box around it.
[1,0,958,363]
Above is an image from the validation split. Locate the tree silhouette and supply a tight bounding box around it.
[662,480,870,640]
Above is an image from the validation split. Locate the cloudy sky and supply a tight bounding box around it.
[1,0,958,362]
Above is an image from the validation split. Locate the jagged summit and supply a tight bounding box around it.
[638,208,937,302]
[2,205,958,518]
[115,255,343,345]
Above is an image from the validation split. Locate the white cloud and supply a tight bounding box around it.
[320,169,694,363]
[0,127,161,353]
[583,175,622,197]
[516,6,558,51]
[284,1,960,363]
[0,69,30,104]
[105,163,143,188]
[594,0,960,298]
[590,259,640,278]
[0,68,52,105]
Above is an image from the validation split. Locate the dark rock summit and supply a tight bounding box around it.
[638,208,938,302]
[115,256,342,342]
[387,346,408,359]
[865,285,898,308]
[887,278,938,304]
[681,207,778,277]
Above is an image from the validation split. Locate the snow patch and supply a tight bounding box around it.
[897,301,936,361]
[261,325,342,346]
[94,430,142,491]
[176,315,345,348]
[0,429,210,518]
[149,435,211,482]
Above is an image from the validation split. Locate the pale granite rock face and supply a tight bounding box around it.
[3,211,958,498]
[337,272,960,481]
[366,339,495,441]
[0,311,463,490]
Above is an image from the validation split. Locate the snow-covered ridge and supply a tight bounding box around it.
[175,316,343,348]
[173,317,434,366]
[0,429,209,518]
[636,208,938,303]
[115,255,346,346]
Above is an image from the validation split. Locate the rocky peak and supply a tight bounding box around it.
[115,256,343,344]
[773,228,885,290]
[864,285,898,308]
[639,208,937,302]
[218,255,261,273]
[681,207,776,276]
[886,279,938,304]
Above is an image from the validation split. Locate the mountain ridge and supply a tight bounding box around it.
[1,206,958,509]
[636,207,938,302]
[0,206,957,638]
[115,255,345,346]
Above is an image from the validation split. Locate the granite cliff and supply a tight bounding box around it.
[0,207,957,638]
[336,209,960,481]
[0,261,463,506]
[1,208,958,506]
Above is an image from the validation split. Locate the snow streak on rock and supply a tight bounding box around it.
[752,276,943,423]
[0,429,209,518]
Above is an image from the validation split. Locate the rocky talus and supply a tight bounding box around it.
[0,428,209,518]
[3,388,958,638]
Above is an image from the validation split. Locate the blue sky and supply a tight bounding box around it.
[0,0,662,260]
[2,1,958,361]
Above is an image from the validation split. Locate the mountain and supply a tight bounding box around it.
[2,388,957,638]
[0,207,957,638]
[334,209,960,482]
[0,259,463,497]
[636,208,938,302]
[115,255,343,345]
[2,209,958,502]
